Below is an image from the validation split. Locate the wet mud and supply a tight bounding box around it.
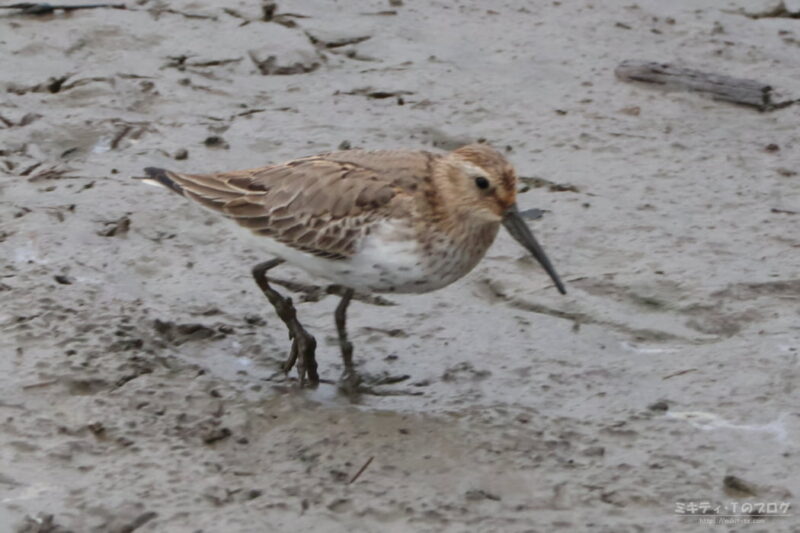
[1,1,798,531]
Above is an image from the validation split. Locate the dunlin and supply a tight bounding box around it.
[139,144,565,391]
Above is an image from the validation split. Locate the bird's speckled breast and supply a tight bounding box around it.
[237,216,499,294]
[328,218,500,294]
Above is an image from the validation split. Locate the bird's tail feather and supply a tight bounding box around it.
[136,167,184,195]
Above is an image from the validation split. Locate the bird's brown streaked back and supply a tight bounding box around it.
[142,150,441,260]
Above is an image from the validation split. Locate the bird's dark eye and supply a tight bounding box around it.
[474,176,490,190]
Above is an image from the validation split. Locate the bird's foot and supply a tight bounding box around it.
[281,328,319,386]
[338,370,419,397]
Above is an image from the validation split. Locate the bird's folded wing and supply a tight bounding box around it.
[160,158,401,260]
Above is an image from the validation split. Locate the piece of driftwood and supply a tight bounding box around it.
[0,3,124,15]
[615,60,796,111]
[740,0,800,19]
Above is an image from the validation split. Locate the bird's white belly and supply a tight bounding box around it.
[233,219,473,294]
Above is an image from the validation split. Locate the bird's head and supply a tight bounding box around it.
[443,143,567,294]
[446,143,518,222]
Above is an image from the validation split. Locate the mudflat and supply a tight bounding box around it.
[1,1,798,531]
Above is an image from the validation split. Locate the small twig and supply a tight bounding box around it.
[353,387,423,397]
[338,87,414,99]
[368,374,410,386]
[110,124,132,150]
[0,3,125,15]
[348,456,374,484]
[662,368,698,380]
[307,33,372,49]
[518,175,580,193]
[60,76,113,92]
[236,108,266,117]
[28,165,76,181]
[247,51,320,76]
[147,7,216,20]
[22,380,59,389]
[18,161,43,176]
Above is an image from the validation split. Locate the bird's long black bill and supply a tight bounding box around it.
[502,205,567,295]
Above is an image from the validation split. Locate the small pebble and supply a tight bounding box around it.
[582,446,606,457]
[723,475,758,497]
[648,400,669,412]
[204,136,229,149]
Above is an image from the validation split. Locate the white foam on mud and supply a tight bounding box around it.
[667,411,790,443]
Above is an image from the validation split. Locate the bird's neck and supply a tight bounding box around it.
[425,199,500,258]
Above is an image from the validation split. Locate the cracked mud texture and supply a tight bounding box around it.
[1,0,799,531]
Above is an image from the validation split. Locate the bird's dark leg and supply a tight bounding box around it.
[334,287,359,392]
[252,259,318,386]
[331,288,414,396]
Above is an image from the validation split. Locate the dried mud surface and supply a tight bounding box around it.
[1,1,799,532]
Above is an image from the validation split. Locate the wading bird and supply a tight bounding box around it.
[139,144,565,392]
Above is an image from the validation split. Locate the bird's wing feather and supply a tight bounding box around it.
[152,153,428,259]
[310,149,438,194]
